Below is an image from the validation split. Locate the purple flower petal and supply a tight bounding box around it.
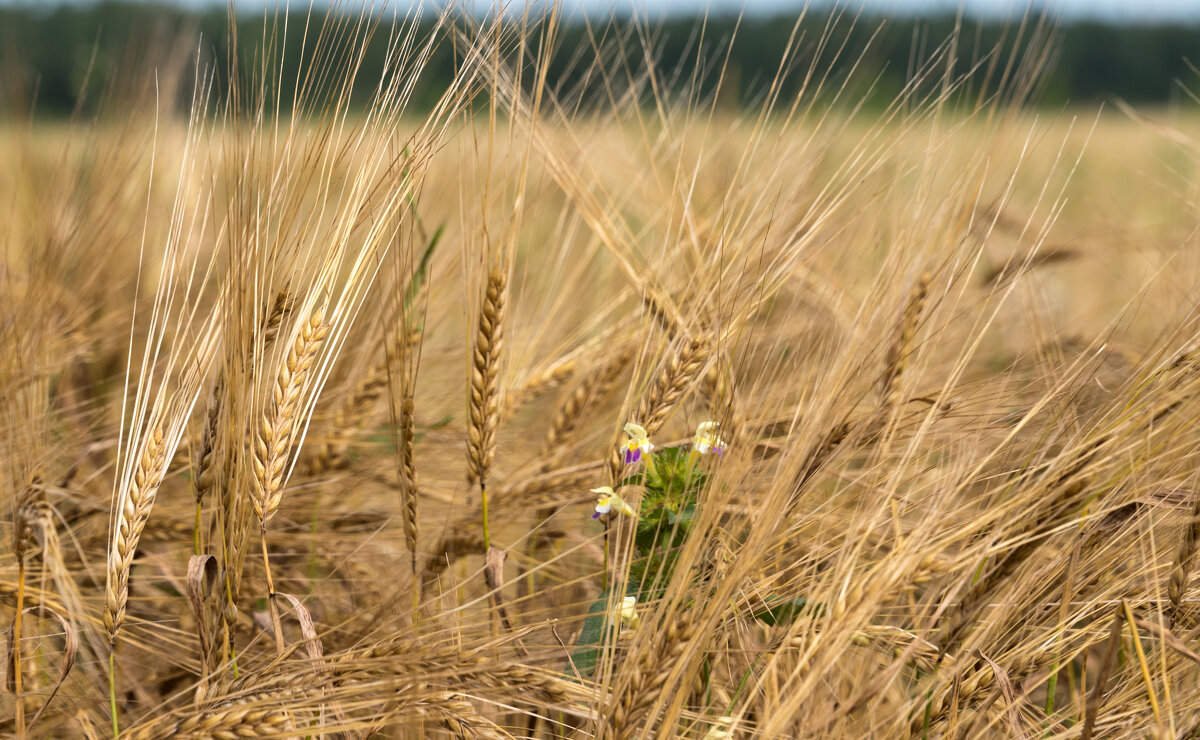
[625,448,641,464]
[592,511,602,520]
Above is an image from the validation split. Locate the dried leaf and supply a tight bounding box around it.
[13,606,78,731]
[973,650,1028,740]
[1132,615,1200,665]
[278,592,323,664]
[483,547,526,656]
[186,554,218,665]
[983,246,1079,287]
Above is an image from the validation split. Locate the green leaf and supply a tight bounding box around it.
[567,589,617,679]
[667,504,696,526]
[568,585,639,679]
[617,471,645,489]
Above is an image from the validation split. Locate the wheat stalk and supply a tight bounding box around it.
[192,376,222,554]
[252,308,328,525]
[309,325,420,474]
[467,267,507,551]
[540,346,633,470]
[104,421,167,644]
[104,417,170,737]
[880,270,931,413]
[602,613,697,739]
[637,334,709,434]
[397,387,419,581]
[212,289,292,665]
[1169,490,1200,622]
[251,308,328,655]
[10,475,43,739]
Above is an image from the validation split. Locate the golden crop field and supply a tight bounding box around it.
[4,7,1200,738]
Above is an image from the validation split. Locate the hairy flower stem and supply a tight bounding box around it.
[603,523,610,591]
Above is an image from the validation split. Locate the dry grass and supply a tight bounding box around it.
[5,5,1200,739]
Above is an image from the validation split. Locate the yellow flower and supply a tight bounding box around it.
[618,595,640,630]
[592,486,636,519]
[693,420,726,456]
[621,422,654,464]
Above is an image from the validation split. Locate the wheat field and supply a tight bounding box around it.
[4,5,1200,738]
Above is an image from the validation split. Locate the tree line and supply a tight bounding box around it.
[2,1,1198,117]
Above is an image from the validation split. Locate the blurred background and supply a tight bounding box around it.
[1,0,1198,116]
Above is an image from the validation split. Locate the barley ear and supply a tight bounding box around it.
[398,387,419,580]
[1169,492,1200,621]
[702,358,743,448]
[603,614,697,739]
[880,270,931,412]
[11,474,43,739]
[251,308,328,656]
[467,267,506,550]
[310,325,420,474]
[193,376,222,554]
[540,347,633,470]
[252,309,329,526]
[105,421,167,644]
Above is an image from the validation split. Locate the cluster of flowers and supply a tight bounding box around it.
[590,420,727,632]
[590,420,726,520]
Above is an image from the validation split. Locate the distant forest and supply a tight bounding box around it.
[2,1,1199,116]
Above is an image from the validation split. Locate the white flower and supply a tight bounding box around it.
[691,422,724,455]
[618,596,640,630]
[592,486,636,519]
[693,420,726,456]
[622,422,654,464]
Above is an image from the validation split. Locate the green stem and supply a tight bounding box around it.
[1046,654,1060,716]
[480,482,491,551]
[726,656,762,714]
[602,520,610,591]
[221,571,239,678]
[683,448,699,485]
[643,450,659,482]
[109,647,118,739]
[193,501,201,556]
[922,686,934,739]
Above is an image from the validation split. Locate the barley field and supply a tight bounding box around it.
[4,6,1200,739]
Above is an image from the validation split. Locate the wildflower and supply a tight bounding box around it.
[693,420,726,456]
[592,486,636,519]
[618,595,640,630]
[621,422,654,464]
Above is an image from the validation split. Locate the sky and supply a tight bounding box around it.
[10,0,1200,23]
